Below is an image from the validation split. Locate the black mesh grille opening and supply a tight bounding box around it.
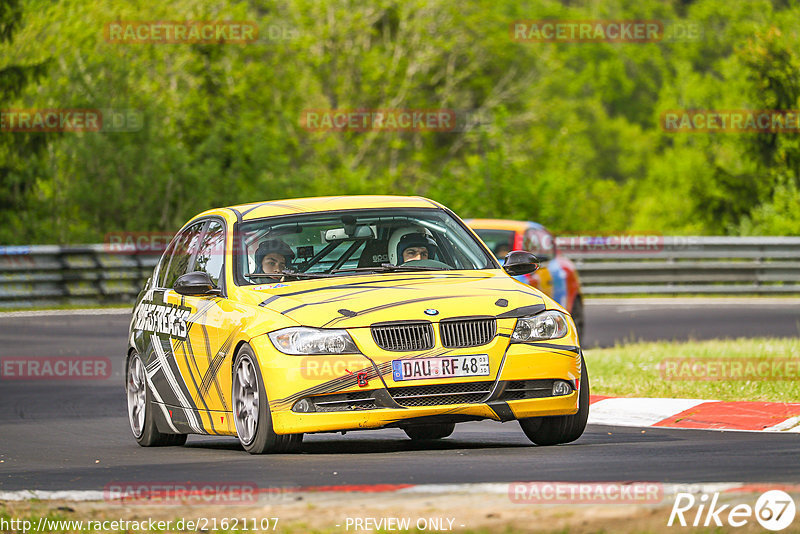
[371,322,435,352]
[498,380,556,401]
[439,317,497,348]
[388,380,494,407]
[302,391,378,413]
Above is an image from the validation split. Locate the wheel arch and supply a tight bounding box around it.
[230,339,252,380]
[125,346,137,388]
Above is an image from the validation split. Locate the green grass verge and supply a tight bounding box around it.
[584,337,800,402]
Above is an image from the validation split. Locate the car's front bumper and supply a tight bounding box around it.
[251,329,583,435]
[270,391,580,434]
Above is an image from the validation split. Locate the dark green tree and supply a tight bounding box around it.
[0,0,51,242]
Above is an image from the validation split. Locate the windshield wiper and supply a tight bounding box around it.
[329,267,386,274]
[249,270,336,280]
[331,263,449,274]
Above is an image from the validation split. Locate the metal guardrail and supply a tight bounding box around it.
[566,236,800,295]
[0,245,158,308]
[0,237,798,307]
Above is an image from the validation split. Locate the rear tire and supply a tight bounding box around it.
[126,350,187,447]
[519,356,589,446]
[403,423,456,440]
[232,344,303,454]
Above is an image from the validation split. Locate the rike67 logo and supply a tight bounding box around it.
[668,490,796,531]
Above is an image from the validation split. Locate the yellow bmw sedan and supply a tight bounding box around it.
[126,196,589,453]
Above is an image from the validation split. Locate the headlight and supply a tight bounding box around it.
[511,310,569,342]
[268,327,359,355]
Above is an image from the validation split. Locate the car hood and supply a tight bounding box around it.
[239,270,548,328]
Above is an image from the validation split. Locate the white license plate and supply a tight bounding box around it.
[391,355,490,381]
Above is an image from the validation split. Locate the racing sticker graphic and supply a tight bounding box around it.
[133,301,192,340]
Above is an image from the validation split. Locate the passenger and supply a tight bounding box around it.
[254,239,294,274]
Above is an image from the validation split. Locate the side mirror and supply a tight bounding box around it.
[503,250,540,276]
[174,271,221,296]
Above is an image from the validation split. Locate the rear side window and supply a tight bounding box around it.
[193,220,225,285]
[160,222,205,288]
[155,239,177,288]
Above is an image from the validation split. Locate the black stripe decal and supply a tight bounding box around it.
[496,304,546,319]
[257,275,488,308]
[175,335,217,434]
[240,203,264,217]
[228,207,242,224]
[199,331,234,406]
[280,287,392,316]
[521,342,580,354]
[199,323,228,412]
[160,336,201,410]
[323,295,471,327]
[259,295,282,307]
[241,201,308,218]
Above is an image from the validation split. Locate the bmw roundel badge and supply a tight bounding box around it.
[424,309,439,316]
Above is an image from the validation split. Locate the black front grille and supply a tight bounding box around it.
[371,321,435,352]
[388,381,493,407]
[439,317,497,348]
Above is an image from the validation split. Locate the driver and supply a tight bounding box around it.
[254,239,294,274]
[394,232,438,265]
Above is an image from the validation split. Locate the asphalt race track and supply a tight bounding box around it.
[1,300,799,491]
[583,298,800,348]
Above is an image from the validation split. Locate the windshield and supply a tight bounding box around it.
[235,208,498,285]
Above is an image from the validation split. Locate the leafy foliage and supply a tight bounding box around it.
[1,0,799,243]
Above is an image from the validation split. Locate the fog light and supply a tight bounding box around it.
[552,380,572,396]
[292,398,316,413]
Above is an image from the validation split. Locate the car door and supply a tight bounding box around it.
[137,220,206,435]
[166,218,239,435]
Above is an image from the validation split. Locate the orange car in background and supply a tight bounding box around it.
[467,219,584,338]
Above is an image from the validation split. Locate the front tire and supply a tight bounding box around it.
[570,296,585,341]
[519,356,589,446]
[403,423,455,440]
[126,350,187,447]
[232,344,303,454]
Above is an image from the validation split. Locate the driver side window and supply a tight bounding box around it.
[193,221,225,286]
[159,222,205,289]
